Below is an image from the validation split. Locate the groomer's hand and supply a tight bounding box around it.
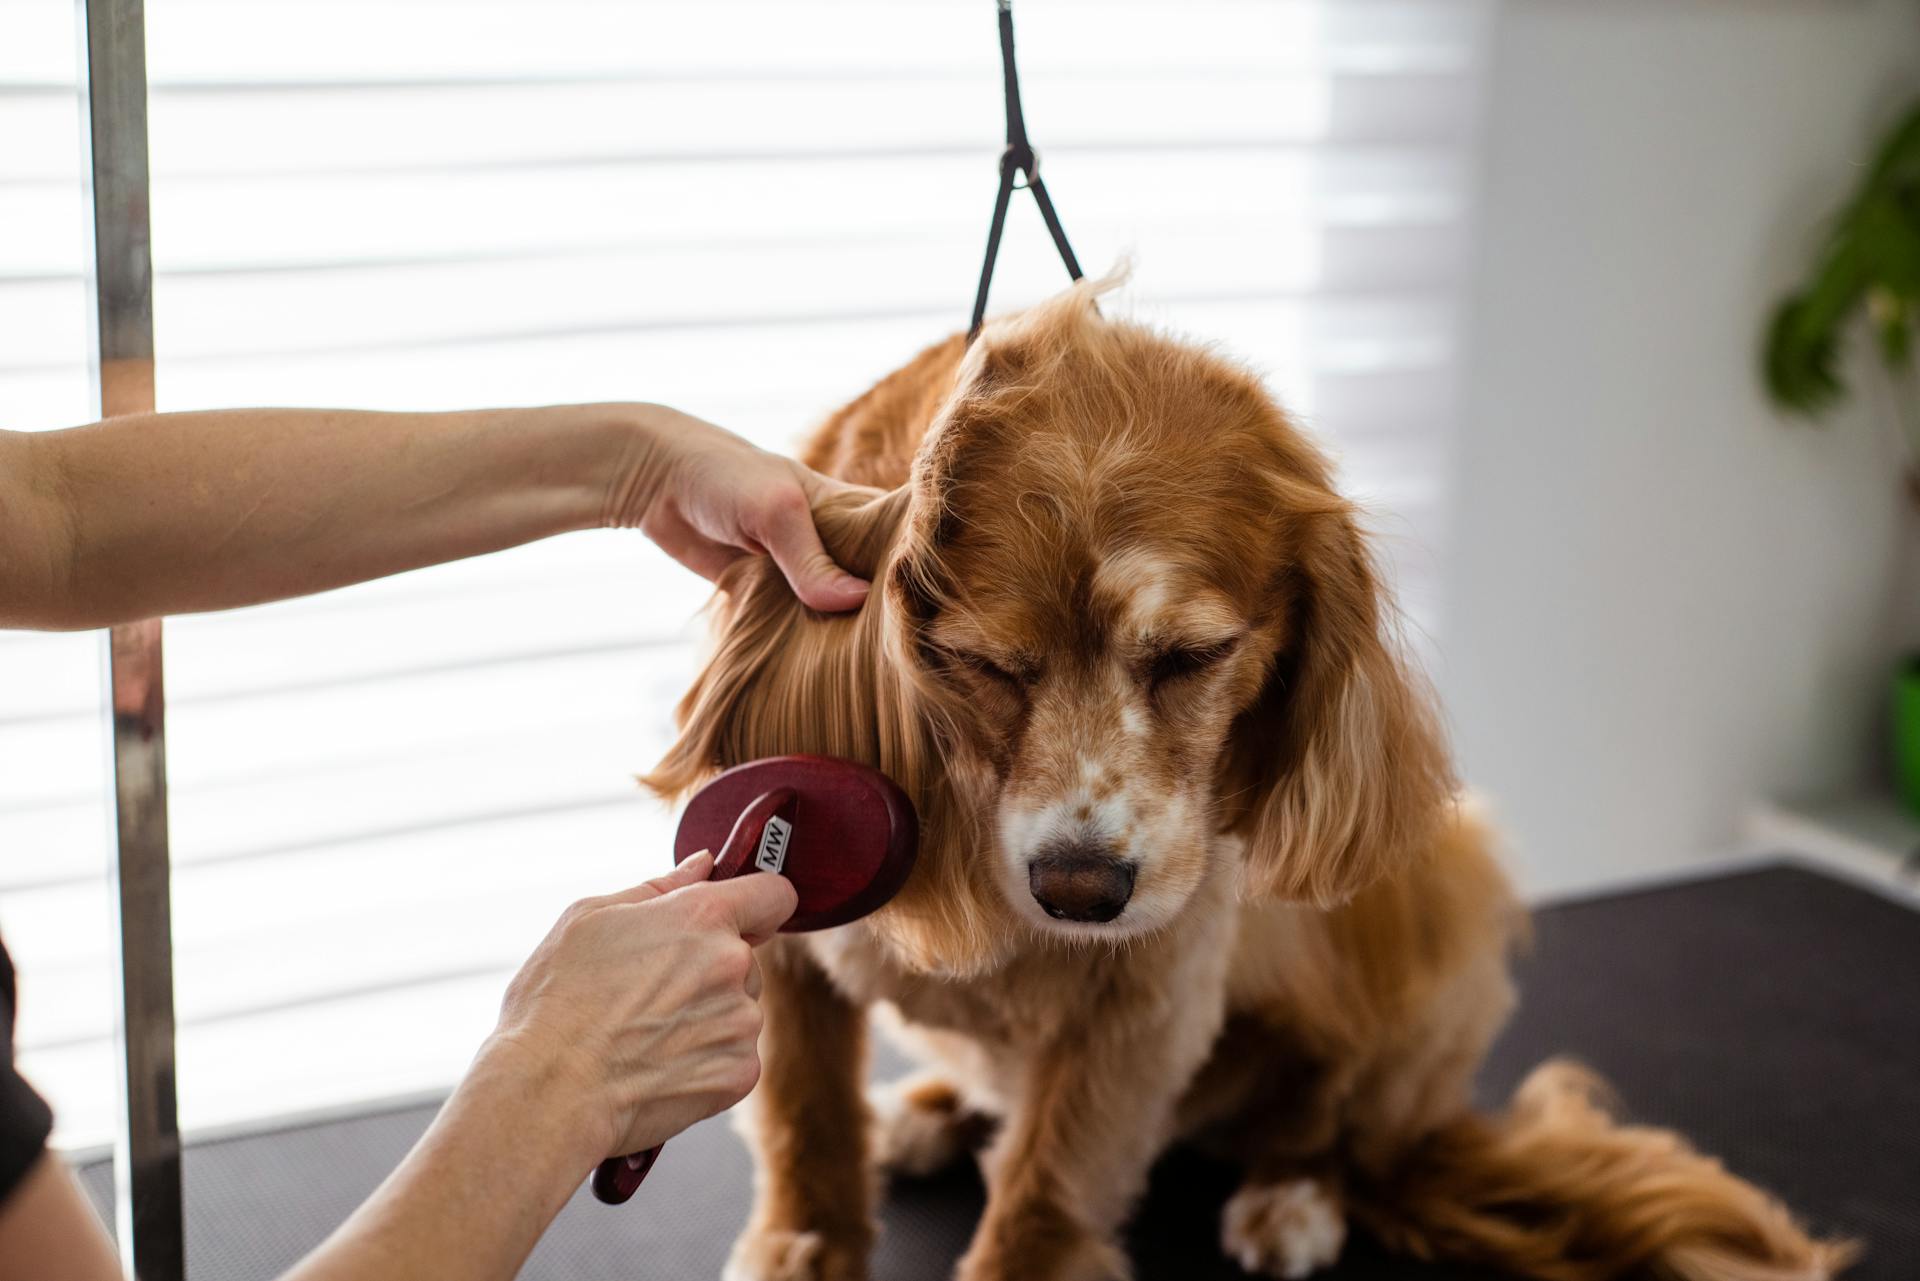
[484,853,798,1160]
[609,404,870,612]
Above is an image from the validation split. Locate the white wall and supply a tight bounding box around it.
[1441,0,1920,895]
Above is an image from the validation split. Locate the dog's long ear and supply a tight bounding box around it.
[1223,488,1454,906]
[644,486,912,800]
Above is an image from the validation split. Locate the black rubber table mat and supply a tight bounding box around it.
[77,861,1919,1279]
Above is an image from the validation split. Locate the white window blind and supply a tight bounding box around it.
[0,0,1490,1149]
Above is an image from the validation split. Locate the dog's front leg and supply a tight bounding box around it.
[726,938,872,1281]
[955,994,1220,1281]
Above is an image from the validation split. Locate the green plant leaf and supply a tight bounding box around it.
[1763,294,1844,416]
[1760,98,1920,420]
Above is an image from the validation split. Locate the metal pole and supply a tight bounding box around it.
[74,0,185,1276]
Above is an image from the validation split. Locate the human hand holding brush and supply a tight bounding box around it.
[272,856,796,1281]
[487,850,798,1160]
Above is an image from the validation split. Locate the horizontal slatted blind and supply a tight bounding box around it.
[0,0,1489,1147]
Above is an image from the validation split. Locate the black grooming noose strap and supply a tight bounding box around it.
[967,0,1083,343]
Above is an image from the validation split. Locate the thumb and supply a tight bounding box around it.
[704,871,800,944]
[762,491,869,613]
[602,849,714,905]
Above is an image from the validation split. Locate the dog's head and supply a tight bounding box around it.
[891,288,1453,941]
[650,284,1453,969]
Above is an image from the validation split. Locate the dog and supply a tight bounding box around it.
[647,282,1853,1281]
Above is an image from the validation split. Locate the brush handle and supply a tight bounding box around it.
[589,788,797,1205]
[589,1145,661,1203]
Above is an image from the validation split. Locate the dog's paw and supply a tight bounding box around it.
[724,1228,862,1281]
[870,1073,980,1177]
[1220,1179,1347,1279]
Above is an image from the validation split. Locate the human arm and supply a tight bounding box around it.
[0,402,867,630]
[0,1153,122,1281]
[0,935,116,1281]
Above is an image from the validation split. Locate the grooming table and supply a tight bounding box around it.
[77,862,1920,1280]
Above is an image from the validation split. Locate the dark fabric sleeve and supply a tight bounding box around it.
[0,935,55,1205]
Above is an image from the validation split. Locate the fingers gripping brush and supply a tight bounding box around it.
[591,755,918,1204]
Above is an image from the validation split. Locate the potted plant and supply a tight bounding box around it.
[1763,100,1920,816]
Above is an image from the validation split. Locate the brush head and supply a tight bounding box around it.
[672,754,918,932]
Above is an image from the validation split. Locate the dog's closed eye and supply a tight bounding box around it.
[1142,638,1240,692]
[944,648,1038,690]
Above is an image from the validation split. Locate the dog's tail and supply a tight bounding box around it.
[1349,1060,1857,1281]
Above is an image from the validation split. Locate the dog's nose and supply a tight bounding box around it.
[1027,841,1136,923]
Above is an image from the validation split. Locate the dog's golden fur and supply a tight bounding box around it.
[649,284,1853,1281]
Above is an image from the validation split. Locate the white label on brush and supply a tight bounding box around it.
[755,814,792,875]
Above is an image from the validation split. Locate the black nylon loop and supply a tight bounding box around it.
[967,0,1083,342]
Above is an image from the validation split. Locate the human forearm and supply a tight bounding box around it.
[282,1039,607,1281]
[1,395,870,630]
[0,404,658,630]
[0,1154,122,1281]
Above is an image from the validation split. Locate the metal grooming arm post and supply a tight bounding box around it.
[76,0,187,1276]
